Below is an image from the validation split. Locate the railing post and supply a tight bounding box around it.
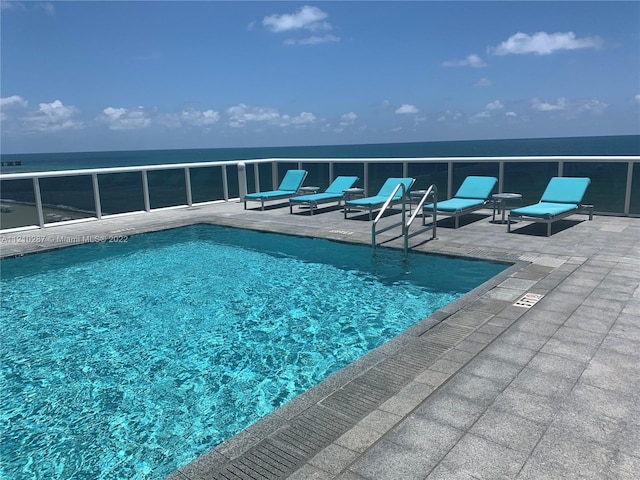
[237,162,247,202]
[272,162,279,190]
[558,161,564,177]
[222,165,229,201]
[92,173,102,219]
[498,161,504,193]
[141,170,151,212]
[33,177,44,228]
[254,163,260,192]
[447,162,453,199]
[624,161,633,216]
[329,162,334,184]
[364,162,369,196]
[185,167,193,206]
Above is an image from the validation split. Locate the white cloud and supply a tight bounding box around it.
[575,98,608,114]
[180,108,220,127]
[506,111,517,118]
[0,95,28,108]
[227,104,280,127]
[489,31,602,56]
[485,100,504,110]
[263,5,331,33]
[395,104,418,114]
[635,94,640,104]
[474,78,492,88]
[0,95,28,121]
[295,34,340,46]
[0,1,26,11]
[98,106,151,130]
[281,111,316,126]
[442,54,487,68]
[470,111,491,121]
[340,112,357,126]
[25,100,83,132]
[531,97,568,111]
[531,97,608,115]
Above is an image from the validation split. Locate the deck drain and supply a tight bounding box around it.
[513,292,544,308]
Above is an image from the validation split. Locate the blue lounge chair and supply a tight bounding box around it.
[423,176,497,228]
[508,177,593,236]
[244,169,308,210]
[289,176,359,215]
[344,177,415,220]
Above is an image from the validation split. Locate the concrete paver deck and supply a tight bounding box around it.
[2,199,638,480]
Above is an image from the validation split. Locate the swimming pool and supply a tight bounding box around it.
[0,225,506,479]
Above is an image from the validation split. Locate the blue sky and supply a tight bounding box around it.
[1,1,639,154]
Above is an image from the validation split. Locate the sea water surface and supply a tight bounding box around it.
[1,135,638,173]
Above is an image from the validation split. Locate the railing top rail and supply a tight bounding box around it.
[1,155,638,180]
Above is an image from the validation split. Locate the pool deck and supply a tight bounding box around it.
[1,199,638,480]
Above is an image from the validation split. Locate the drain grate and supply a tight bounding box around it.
[513,292,544,308]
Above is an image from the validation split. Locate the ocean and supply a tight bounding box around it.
[1,135,639,173]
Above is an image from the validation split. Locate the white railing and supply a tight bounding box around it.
[1,155,638,231]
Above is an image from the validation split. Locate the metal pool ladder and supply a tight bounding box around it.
[404,184,438,255]
[371,184,438,255]
[371,182,408,251]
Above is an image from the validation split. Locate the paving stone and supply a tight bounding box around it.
[287,464,335,480]
[580,356,639,394]
[540,337,600,364]
[525,351,586,381]
[453,339,487,355]
[347,440,437,480]
[562,382,636,422]
[547,407,621,447]
[499,329,549,351]
[356,409,404,434]
[528,428,614,480]
[413,369,450,388]
[425,463,478,480]
[385,414,463,455]
[604,452,640,480]
[414,392,487,430]
[460,356,523,385]
[440,348,476,364]
[437,372,506,406]
[429,358,465,375]
[479,338,537,366]
[508,367,577,401]
[469,407,547,453]
[513,316,561,337]
[437,433,529,480]
[335,425,385,454]
[310,444,361,475]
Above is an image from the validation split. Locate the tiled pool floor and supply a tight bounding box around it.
[2,200,638,480]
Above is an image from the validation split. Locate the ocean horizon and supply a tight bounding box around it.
[1,134,639,174]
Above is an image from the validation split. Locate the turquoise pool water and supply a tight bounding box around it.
[0,225,506,479]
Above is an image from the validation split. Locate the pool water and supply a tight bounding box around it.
[0,225,506,479]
